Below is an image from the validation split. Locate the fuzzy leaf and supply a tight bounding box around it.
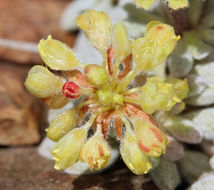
[185,108,214,141]
[187,87,214,106]
[123,3,165,23]
[163,136,184,161]
[188,0,204,26]
[199,28,214,46]
[192,62,214,86]
[184,31,212,60]
[201,12,214,28]
[187,74,208,98]
[151,158,181,190]
[156,112,202,144]
[178,150,211,184]
[168,39,193,78]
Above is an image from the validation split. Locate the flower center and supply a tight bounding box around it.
[96,85,123,107]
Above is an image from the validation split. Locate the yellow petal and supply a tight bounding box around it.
[80,125,111,170]
[52,127,87,170]
[47,110,77,142]
[112,23,131,61]
[133,21,180,71]
[121,126,152,175]
[133,118,168,157]
[144,21,179,50]
[133,37,161,71]
[167,0,189,10]
[38,35,81,70]
[140,76,181,114]
[135,0,156,9]
[76,10,111,57]
[24,65,63,98]
[165,78,189,100]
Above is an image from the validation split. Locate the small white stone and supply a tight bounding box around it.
[188,172,214,190]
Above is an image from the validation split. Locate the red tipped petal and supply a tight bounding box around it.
[123,103,159,127]
[118,54,133,79]
[107,45,114,75]
[94,111,113,138]
[113,113,123,140]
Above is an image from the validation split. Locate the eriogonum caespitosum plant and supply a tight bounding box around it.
[24,10,189,175]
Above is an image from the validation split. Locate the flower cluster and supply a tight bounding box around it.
[25,10,188,175]
[135,0,189,10]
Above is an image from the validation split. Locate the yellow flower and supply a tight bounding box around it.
[135,0,189,10]
[133,21,180,71]
[80,125,111,170]
[52,127,87,170]
[120,125,152,175]
[24,10,188,174]
[140,76,188,114]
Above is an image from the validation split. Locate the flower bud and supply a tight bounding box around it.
[120,126,152,175]
[80,125,111,170]
[84,64,107,87]
[25,65,63,98]
[46,110,77,142]
[133,118,168,157]
[38,35,80,70]
[62,81,82,99]
[52,127,87,170]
